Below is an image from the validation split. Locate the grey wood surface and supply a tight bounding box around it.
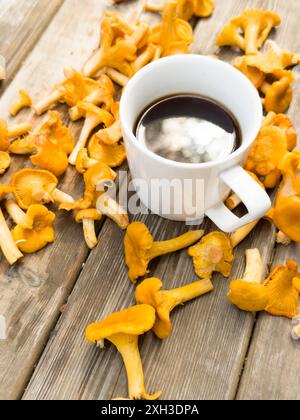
[0,0,64,93]
[0,0,299,400]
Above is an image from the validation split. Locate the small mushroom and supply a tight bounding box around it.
[96,193,129,230]
[0,119,32,151]
[264,260,300,319]
[188,232,234,279]
[0,151,11,175]
[262,70,294,114]
[86,304,161,400]
[5,199,32,229]
[276,231,292,246]
[60,162,117,210]
[75,209,102,249]
[145,0,215,20]
[262,112,297,151]
[193,0,215,18]
[150,1,193,57]
[9,90,32,117]
[105,68,129,87]
[75,149,98,174]
[216,9,281,54]
[94,103,123,146]
[34,67,106,115]
[233,55,265,89]
[11,168,71,209]
[68,103,114,165]
[131,44,157,74]
[228,249,269,312]
[244,125,289,189]
[83,15,137,78]
[11,205,55,254]
[125,221,204,283]
[88,135,126,168]
[135,277,214,339]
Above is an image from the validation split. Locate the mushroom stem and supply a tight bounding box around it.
[0,208,23,264]
[230,220,260,248]
[82,219,98,249]
[96,194,129,230]
[34,89,64,115]
[83,51,105,78]
[243,249,263,284]
[225,193,241,210]
[109,334,161,400]
[5,200,32,229]
[244,24,260,54]
[106,68,129,87]
[69,90,109,121]
[52,189,74,205]
[163,278,214,307]
[260,81,272,96]
[149,230,205,260]
[95,120,123,145]
[7,123,32,139]
[69,116,101,165]
[145,2,164,13]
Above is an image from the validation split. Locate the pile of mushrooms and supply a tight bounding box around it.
[1,0,300,401]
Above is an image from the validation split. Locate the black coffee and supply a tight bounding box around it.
[135,94,241,164]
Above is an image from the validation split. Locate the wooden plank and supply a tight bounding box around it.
[0,0,125,401]
[236,0,300,398]
[23,0,296,401]
[0,0,64,93]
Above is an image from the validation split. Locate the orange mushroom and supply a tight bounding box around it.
[233,55,265,89]
[150,1,193,57]
[9,90,32,116]
[105,68,130,87]
[268,151,300,242]
[0,151,11,175]
[261,70,294,114]
[125,221,204,283]
[0,119,32,151]
[88,134,127,168]
[188,232,234,279]
[11,204,55,254]
[145,0,215,20]
[75,209,102,249]
[216,9,281,54]
[33,67,108,115]
[68,103,114,165]
[11,168,73,210]
[86,304,161,400]
[94,103,123,145]
[228,249,269,312]
[135,277,214,339]
[264,260,300,319]
[75,149,98,174]
[83,14,138,78]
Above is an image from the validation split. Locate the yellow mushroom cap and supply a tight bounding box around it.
[0,185,14,201]
[75,209,102,223]
[188,231,234,279]
[264,260,300,319]
[88,134,126,168]
[228,280,269,312]
[0,119,10,151]
[194,0,215,17]
[11,168,58,210]
[125,222,154,282]
[12,205,55,254]
[85,304,156,344]
[272,196,300,243]
[264,72,294,114]
[0,151,11,175]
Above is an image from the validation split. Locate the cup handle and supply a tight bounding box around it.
[205,166,271,233]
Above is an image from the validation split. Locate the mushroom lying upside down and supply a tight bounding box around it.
[86,305,162,400]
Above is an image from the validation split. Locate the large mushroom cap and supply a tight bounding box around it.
[12,168,58,210]
[228,280,269,312]
[124,222,154,282]
[86,304,156,343]
[264,259,300,318]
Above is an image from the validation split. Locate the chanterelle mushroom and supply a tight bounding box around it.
[216,9,281,54]
[268,151,300,242]
[11,168,71,209]
[228,249,269,312]
[262,70,294,114]
[188,232,234,279]
[75,209,102,249]
[88,134,126,168]
[68,103,114,165]
[125,222,204,283]
[94,103,123,145]
[11,204,55,254]
[0,151,11,175]
[0,187,23,264]
[135,277,214,339]
[9,90,32,117]
[150,0,193,57]
[146,0,215,20]
[0,119,32,151]
[86,304,162,400]
[264,260,300,319]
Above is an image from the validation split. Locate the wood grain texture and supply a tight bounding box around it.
[0,0,114,401]
[22,0,288,401]
[0,0,64,93]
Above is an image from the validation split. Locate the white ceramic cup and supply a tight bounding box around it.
[120,54,271,232]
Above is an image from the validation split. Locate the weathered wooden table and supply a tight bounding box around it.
[0,0,299,401]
